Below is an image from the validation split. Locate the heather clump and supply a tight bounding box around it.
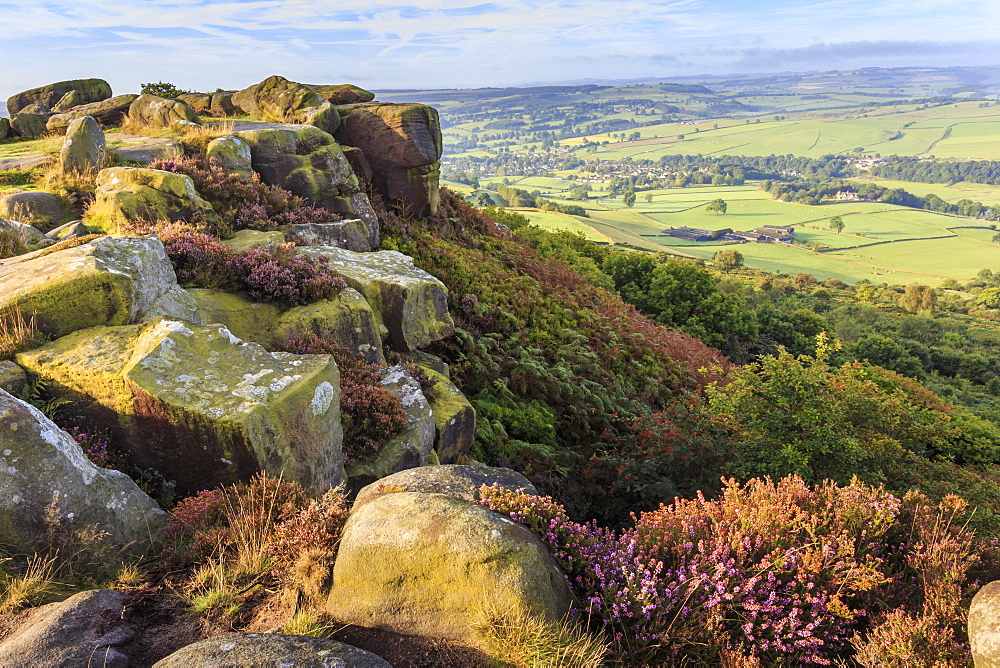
[478,475,985,666]
[155,222,346,307]
[150,156,341,236]
[274,330,408,464]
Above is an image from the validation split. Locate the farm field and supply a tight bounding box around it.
[513,209,613,243]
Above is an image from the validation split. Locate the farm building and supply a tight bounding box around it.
[661,226,715,241]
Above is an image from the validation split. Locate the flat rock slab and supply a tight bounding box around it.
[0,390,165,556]
[0,235,197,339]
[0,154,57,172]
[112,137,184,165]
[0,590,133,668]
[154,632,391,667]
[16,318,344,496]
[300,247,454,352]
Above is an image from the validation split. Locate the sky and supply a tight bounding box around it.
[1,0,999,100]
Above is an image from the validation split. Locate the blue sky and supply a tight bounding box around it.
[1,0,998,99]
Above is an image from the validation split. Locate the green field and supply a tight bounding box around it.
[515,209,613,243]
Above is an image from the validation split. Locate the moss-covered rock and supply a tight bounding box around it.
[16,318,344,496]
[59,116,107,176]
[9,112,53,139]
[111,137,184,165]
[205,135,252,175]
[0,235,198,339]
[90,167,219,230]
[51,89,83,112]
[46,94,139,134]
[126,94,201,130]
[423,368,476,464]
[7,79,111,115]
[346,366,435,489]
[353,464,537,509]
[291,219,371,252]
[232,75,325,125]
[314,84,376,105]
[187,288,281,343]
[235,124,356,203]
[0,218,45,246]
[0,118,11,140]
[335,103,442,217]
[153,633,391,668]
[210,91,237,117]
[299,247,455,352]
[0,361,27,396]
[272,288,385,364]
[0,389,166,557]
[221,229,286,251]
[176,92,212,113]
[327,491,572,640]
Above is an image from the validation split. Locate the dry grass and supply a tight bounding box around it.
[0,305,45,359]
[0,555,65,614]
[278,611,337,639]
[472,602,608,668]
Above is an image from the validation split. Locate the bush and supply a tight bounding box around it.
[479,476,986,666]
[140,82,188,99]
[150,157,341,237]
[156,223,346,307]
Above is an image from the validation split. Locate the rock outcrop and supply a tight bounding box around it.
[315,83,377,105]
[327,491,572,641]
[0,390,166,557]
[17,319,344,496]
[126,94,200,130]
[205,135,252,175]
[335,103,443,217]
[232,75,337,133]
[111,137,184,165]
[7,78,111,115]
[176,92,212,113]
[90,167,219,230]
[0,235,198,338]
[271,288,386,364]
[292,219,373,252]
[353,465,537,508]
[0,590,135,668]
[0,218,45,246]
[9,112,52,139]
[59,116,107,176]
[300,247,455,352]
[154,633,391,668]
[45,94,139,134]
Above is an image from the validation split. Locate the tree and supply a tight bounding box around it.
[900,284,937,314]
[705,198,727,215]
[140,81,188,98]
[622,191,636,208]
[829,216,845,234]
[992,232,1000,245]
[644,192,654,203]
[476,192,494,207]
[713,249,744,272]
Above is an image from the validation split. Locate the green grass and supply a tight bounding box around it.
[516,209,613,243]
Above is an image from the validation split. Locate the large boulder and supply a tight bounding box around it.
[16,318,344,496]
[176,92,212,113]
[0,590,134,668]
[210,91,237,117]
[0,118,10,140]
[111,137,184,165]
[232,75,324,124]
[299,247,455,352]
[272,288,386,364]
[7,78,111,115]
[89,167,219,230]
[234,124,355,204]
[126,94,200,130]
[153,633,391,668]
[0,235,198,339]
[51,89,83,112]
[0,390,165,557]
[59,116,107,176]
[314,84,376,105]
[353,465,538,509]
[971,580,1000,667]
[424,368,476,464]
[0,590,131,667]
[292,219,372,252]
[0,191,68,230]
[346,366,435,487]
[205,135,252,175]
[327,491,572,641]
[335,103,443,217]
[45,94,139,134]
[9,111,53,139]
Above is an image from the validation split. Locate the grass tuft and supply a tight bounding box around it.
[472,602,607,668]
